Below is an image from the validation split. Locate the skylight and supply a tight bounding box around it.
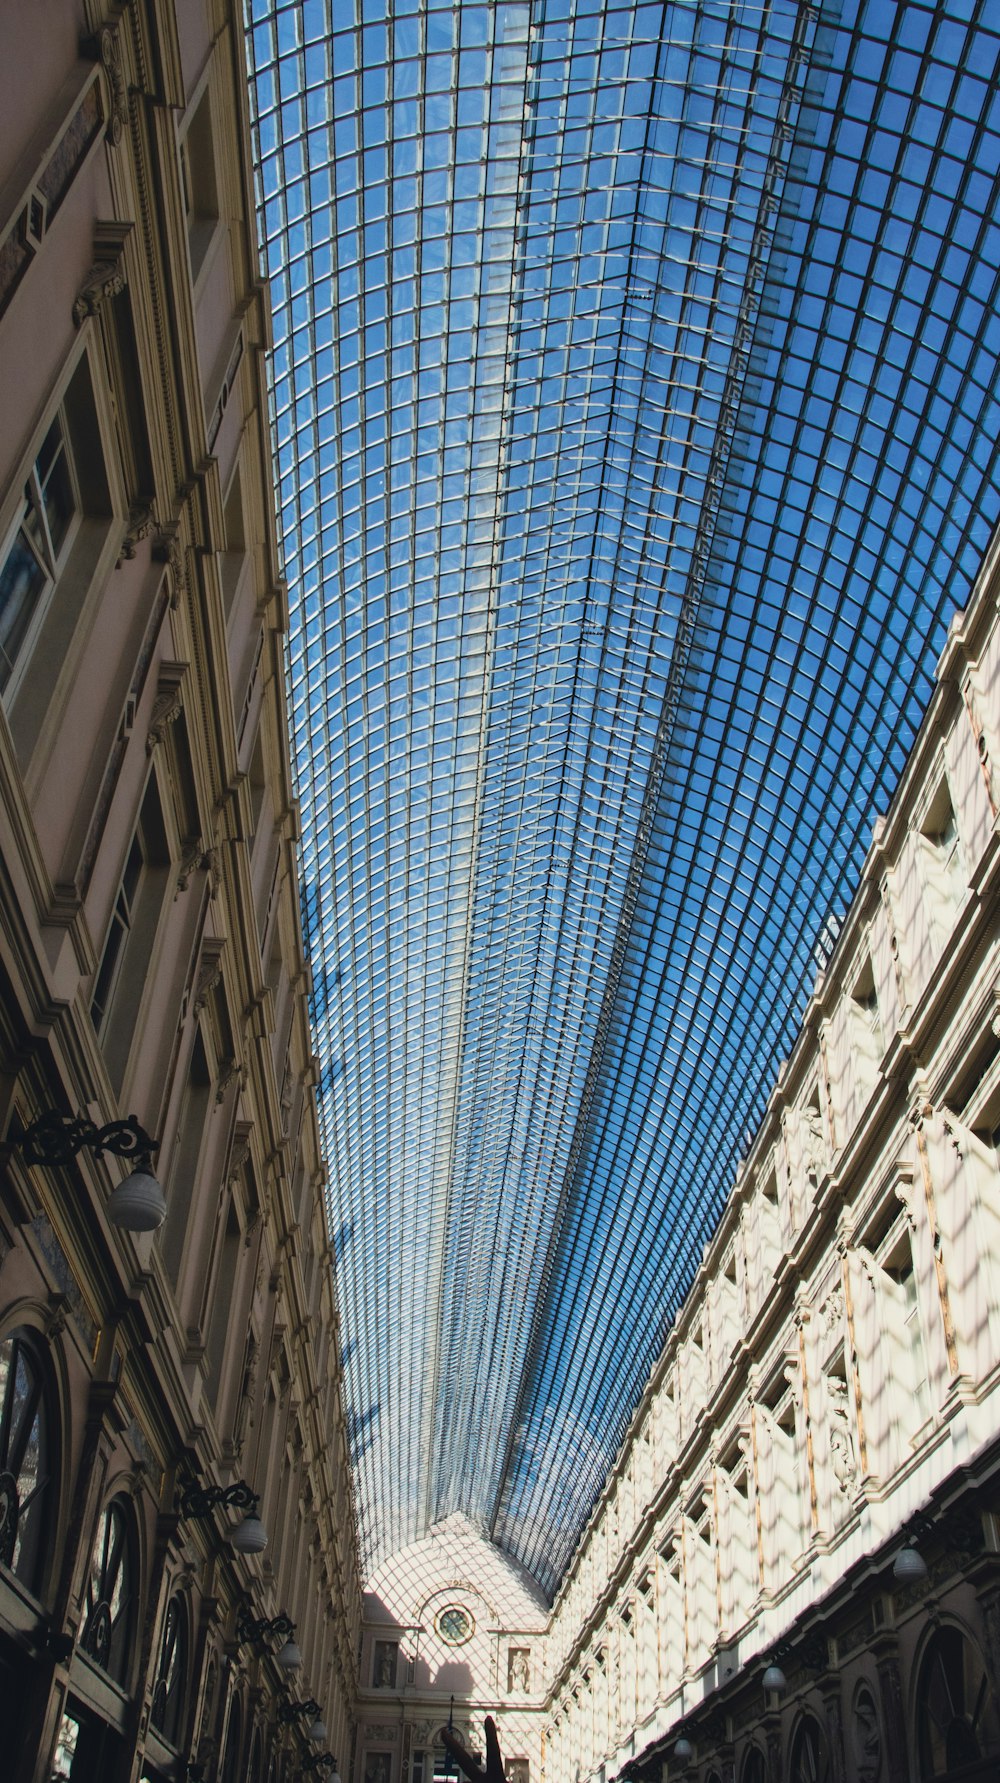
[247,0,1000,1594]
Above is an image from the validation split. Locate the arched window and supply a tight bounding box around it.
[851,1683,882,1783]
[220,1696,243,1783]
[0,1329,53,1594]
[789,1715,827,1783]
[740,1749,767,1783]
[150,1593,189,1747]
[247,1726,265,1783]
[917,1625,999,1779]
[80,1497,136,1686]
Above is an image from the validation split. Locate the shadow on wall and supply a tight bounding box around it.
[421,1659,475,1695]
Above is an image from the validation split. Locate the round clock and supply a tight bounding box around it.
[436,1605,474,1645]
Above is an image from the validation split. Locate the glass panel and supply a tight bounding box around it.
[0,1332,50,1592]
[81,1501,134,1685]
[246,0,1000,1591]
[0,524,48,691]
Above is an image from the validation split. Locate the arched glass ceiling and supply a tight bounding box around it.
[246,0,1000,1592]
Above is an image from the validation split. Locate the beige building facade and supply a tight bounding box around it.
[0,1,360,1780]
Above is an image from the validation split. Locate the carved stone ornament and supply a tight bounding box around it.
[852,1683,882,1782]
[802,1101,826,1185]
[118,502,154,565]
[153,521,188,603]
[216,1056,243,1105]
[508,1647,531,1692]
[73,221,131,325]
[97,21,129,144]
[145,675,182,753]
[232,1330,259,1461]
[227,1124,252,1187]
[820,1287,844,1336]
[193,948,224,1018]
[825,1375,858,1494]
[175,838,203,894]
[200,846,221,897]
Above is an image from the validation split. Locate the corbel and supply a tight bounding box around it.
[81,10,129,144]
[153,519,189,605]
[73,219,132,325]
[145,660,187,753]
[192,941,225,1019]
[117,501,154,565]
[215,1056,244,1106]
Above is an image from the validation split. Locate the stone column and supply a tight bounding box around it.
[764,1707,783,1783]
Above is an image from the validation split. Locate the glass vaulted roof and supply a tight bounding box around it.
[246,0,1000,1595]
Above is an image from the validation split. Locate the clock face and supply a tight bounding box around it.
[436,1605,473,1645]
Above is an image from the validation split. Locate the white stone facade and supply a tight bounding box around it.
[540,532,1000,1781]
[359,1516,548,1783]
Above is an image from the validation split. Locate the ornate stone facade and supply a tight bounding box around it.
[542,533,1000,1782]
[0,2,361,1780]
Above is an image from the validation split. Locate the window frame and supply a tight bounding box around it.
[0,334,121,760]
[89,767,172,1091]
[79,1495,138,1689]
[0,408,82,699]
[0,1326,56,1601]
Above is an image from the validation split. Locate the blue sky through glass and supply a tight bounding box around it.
[246,0,1000,1591]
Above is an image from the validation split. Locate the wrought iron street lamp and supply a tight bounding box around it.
[892,1510,936,1582]
[9,1111,166,1230]
[236,1608,296,1645]
[278,1698,322,1726]
[180,1479,268,1552]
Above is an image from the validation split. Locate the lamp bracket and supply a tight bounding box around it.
[180,1479,259,1520]
[16,1111,158,1168]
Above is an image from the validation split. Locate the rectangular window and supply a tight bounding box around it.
[89,829,144,1032]
[0,351,113,763]
[179,84,219,283]
[90,776,170,1089]
[0,413,78,693]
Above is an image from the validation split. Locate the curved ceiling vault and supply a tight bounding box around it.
[246,0,1000,1595]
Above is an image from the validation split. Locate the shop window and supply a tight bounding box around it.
[90,775,171,1090]
[220,1698,243,1783]
[80,1498,136,1687]
[149,1594,189,1749]
[247,1727,265,1783]
[917,1625,1000,1780]
[51,1702,121,1781]
[0,1329,54,1596]
[789,1715,827,1783]
[0,354,111,714]
[740,1749,767,1783]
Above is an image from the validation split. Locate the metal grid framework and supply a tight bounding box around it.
[246,0,1000,1593]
